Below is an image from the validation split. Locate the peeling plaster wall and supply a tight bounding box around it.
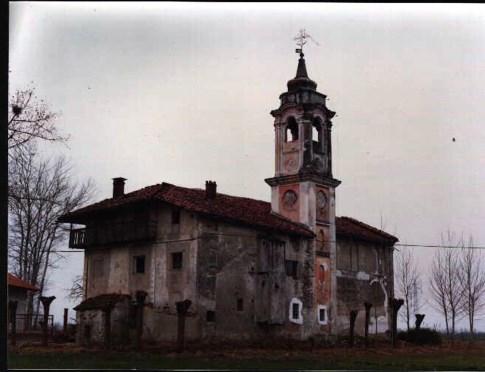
[196,218,316,341]
[335,238,394,336]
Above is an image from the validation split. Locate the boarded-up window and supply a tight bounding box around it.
[318,264,325,283]
[172,252,183,269]
[285,260,298,279]
[171,208,180,225]
[206,311,215,322]
[133,255,145,274]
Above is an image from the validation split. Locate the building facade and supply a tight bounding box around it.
[60,53,397,345]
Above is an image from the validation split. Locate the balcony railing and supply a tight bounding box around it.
[69,228,87,248]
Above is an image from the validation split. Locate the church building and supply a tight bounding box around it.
[59,50,397,345]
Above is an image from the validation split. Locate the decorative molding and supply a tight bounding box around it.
[265,174,341,188]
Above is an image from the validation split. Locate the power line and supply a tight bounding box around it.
[395,243,485,250]
[55,232,485,252]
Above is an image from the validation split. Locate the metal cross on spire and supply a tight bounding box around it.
[294,29,320,57]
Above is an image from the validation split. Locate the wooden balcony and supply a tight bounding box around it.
[69,228,87,249]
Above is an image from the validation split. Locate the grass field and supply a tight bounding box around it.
[8,341,485,370]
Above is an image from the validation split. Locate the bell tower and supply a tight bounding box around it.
[265,50,340,233]
[265,46,341,332]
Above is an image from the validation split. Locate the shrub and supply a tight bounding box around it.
[398,328,442,345]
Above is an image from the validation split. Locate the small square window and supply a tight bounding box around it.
[171,208,180,225]
[292,303,299,320]
[237,298,244,311]
[172,252,183,269]
[133,255,145,274]
[285,260,298,279]
[206,310,215,322]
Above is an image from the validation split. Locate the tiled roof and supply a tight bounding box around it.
[74,293,131,311]
[59,183,315,238]
[8,273,39,291]
[59,182,398,244]
[336,216,398,245]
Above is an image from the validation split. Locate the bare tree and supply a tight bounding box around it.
[395,246,421,330]
[67,275,84,303]
[8,145,94,325]
[8,88,68,153]
[429,232,464,337]
[458,236,485,338]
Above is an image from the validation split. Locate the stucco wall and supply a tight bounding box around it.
[335,238,394,335]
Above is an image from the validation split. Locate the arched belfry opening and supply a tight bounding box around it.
[285,117,299,142]
[312,117,323,152]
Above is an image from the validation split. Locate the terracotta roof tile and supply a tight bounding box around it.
[59,182,398,244]
[336,216,398,245]
[59,183,314,238]
[74,293,131,311]
[8,273,39,291]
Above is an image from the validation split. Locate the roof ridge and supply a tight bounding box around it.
[269,211,314,234]
[338,216,398,241]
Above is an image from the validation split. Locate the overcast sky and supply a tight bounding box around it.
[9,3,485,330]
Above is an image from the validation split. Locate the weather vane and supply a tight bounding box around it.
[294,29,319,57]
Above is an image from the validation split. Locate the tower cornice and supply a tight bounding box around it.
[265,173,341,188]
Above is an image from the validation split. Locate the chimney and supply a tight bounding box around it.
[205,181,217,199]
[112,177,127,198]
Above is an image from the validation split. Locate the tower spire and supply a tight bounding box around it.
[295,54,309,79]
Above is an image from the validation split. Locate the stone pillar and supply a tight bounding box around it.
[39,296,56,347]
[390,298,404,348]
[103,304,114,350]
[8,301,18,346]
[176,299,192,353]
[349,310,358,348]
[135,291,147,351]
[415,314,425,330]
[364,302,372,347]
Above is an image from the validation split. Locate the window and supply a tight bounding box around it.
[133,255,145,274]
[237,298,244,311]
[319,264,326,284]
[171,208,180,225]
[285,117,299,142]
[289,298,303,325]
[285,260,298,279]
[312,119,322,143]
[292,303,299,320]
[319,308,326,322]
[318,305,327,325]
[206,310,215,322]
[172,252,183,269]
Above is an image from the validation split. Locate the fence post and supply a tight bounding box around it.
[364,302,372,347]
[8,301,18,346]
[39,296,56,347]
[63,308,68,335]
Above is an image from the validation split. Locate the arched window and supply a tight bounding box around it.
[312,118,322,144]
[285,117,299,142]
[319,264,326,284]
[318,230,325,251]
